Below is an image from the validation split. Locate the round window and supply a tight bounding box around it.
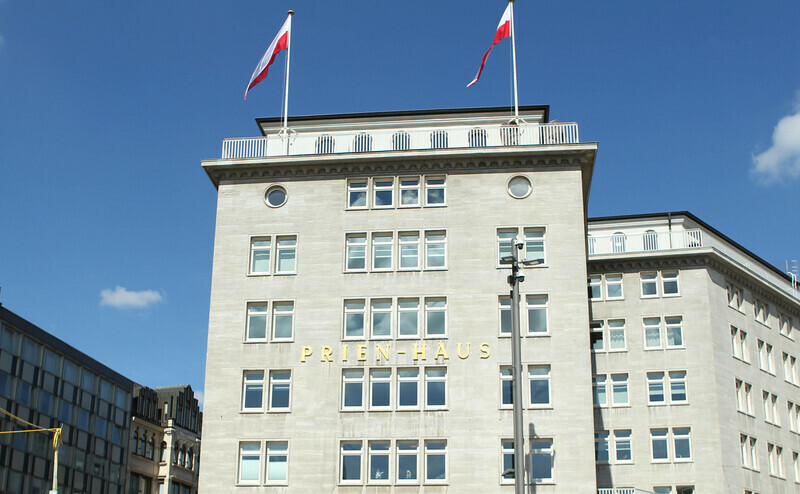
[507,176,532,199]
[265,185,287,208]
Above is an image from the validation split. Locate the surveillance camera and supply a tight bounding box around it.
[516,273,525,282]
[515,240,524,249]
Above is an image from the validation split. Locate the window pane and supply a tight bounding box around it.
[399,233,420,269]
[276,237,296,272]
[398,299,419,336]
[273,303,293,339]
[267,455,287,481]
[397,442,418,481]
[425,442,446,480]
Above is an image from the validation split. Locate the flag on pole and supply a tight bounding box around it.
[466,4,512,88]
[244,14,292,99]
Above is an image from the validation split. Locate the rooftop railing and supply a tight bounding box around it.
[220,121,579,159]
[589,229,799,300]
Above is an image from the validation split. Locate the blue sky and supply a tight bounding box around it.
[1,1,799,406]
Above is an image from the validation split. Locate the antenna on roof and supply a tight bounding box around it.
[787,260,799,298]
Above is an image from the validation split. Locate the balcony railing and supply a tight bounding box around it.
[220,121,579,159]
[588,230,704,256]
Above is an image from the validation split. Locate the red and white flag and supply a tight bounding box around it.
[244,14,292,99]
[466,4,511,88]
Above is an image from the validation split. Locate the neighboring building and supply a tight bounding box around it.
[199,105,800,493]
[0,305,134,494]
[129,385,201,494]
[0,305,202,494]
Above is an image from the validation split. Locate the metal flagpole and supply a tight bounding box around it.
[509,0,520,122]
[282,10,294,155]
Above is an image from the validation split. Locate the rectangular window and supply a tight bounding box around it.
[340,442,363,483]
[593,375,607,407]
[398,232,420,269]
[595,431,610,463]
[608,320,626,350]
[673,428,691,460]
[344,300,366,339]
[669,371,688,403]
[755,299,770,326]
[424,440,447,482]
[662,271,679,295]
[741,434,758,469]
[368,441,391,483]
[499,297,512,335]
[615,430,632,462]
[373,178,394,208]
[398,298,420,337]
[246,303,268,341]
[425,177,446,205]
[501,367,513,407]
[501,440,515,483]
[528,365,551,407]
[726,282,743,311]
[272,302,294,341]
[763,391,780,425]
[275,236,297,273]
[397,369,420,409]
[238,442,261,484]
[784,353,799,385]
[250,237,271,274]
[779,313,793,339]
[425,368,447,408]
[524,228,546,264]
[644,317,662,349]
[591,321,604,351]
[641,272,658,297]
[346,234,367,271]
[369,369,392,410]
[530,439,553,483]
[605,274,624,299]
[397,441,419,483]
[242,371,264,411]
[651,429,669,461]
[266,442,288,483]
[347,179,368,208]
[526,295,548,335]
[611,374,629,406]
[794,451,800,482]
[588,276,603,300]
[424,231,446,268]
[399,177,420,207]
[425,298,447,337]
[371,299,392,338]
[768,443,784,477]
[342,369,364,410]
[666,316,683,347]
[269,371,291,411]
[498,227,546,265]
[758,340,775,374]
[731,326,749,362]
[372,233,394,270]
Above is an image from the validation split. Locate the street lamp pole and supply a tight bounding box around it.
[506,238,526,494]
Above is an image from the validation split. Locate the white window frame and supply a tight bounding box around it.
[371,232,394,271]
[530,439,554,483]
[424,298,447,337]
[399,177,421,208]
[245,302,269,342]
[271,301,294,342]
[370,299,393,339]
[593,375,608,407]
[373,177,395,209]
[424,230,447,269]
[736,379,754,415]
[368,441,391,484]
[340,441,364,484]
[755,298,770,327]
[345,234,368,272]
[669,371,688,404]
[640,272,659,298]
[525,295,549,336]
[757,339,775,375]
[369,369,392,410]
[741,434,758,470]
[501,439,515,484]
[242,371,265,412]
[662,270,680,296]
[497,227,546,267]
[652,427,691,463]
[768,443,784,478]
[598,430,632,464]
[605,274,624,300]
[398,232,420,270]
[248,236,297,275]
[397,368,420,410]
[424,367,447,410]
[342,369,365,411]
[528,365,551,408]
[588,275,603,300]
[238,441,262,485]
[731,326,749,362]
[398,298,420,338]
[611,374,629,406]
[347,179,368,209]
[644,316,684,350]
[265,441,289,485]
[779,313,794,340]
[343,299,366,339]
[396,440,419,484]
[499,296,512,336]
[423,440,447,484]
[268,370,291,412]
[727,282,744,312]
[424,177,446,206]
[500,367,513,408]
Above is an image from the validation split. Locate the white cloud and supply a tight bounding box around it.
[99,286,163,309]
[752,94,800,184]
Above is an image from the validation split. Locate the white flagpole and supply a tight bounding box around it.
[282,10,294,154]
[509,0,520,122]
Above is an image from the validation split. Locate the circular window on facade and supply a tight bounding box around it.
[507,176,532,199]
[265,185,287,208]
